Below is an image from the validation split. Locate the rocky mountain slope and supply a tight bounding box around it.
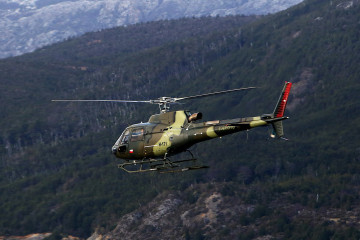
[0,0,303,58]
[2,180,360,240]
[89,182,360,240]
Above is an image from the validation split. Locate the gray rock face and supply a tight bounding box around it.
[0,0,303,58]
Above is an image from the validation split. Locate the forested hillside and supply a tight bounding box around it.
[1,0,360,239]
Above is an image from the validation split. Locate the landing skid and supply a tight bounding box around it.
[118,151,208,173]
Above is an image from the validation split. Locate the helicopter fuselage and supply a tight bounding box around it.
[112,110,278,160]
[52,82,292,172]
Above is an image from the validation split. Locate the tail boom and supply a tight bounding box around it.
[186,82,292,143]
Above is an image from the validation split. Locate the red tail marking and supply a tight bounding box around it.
[275,82,292,118]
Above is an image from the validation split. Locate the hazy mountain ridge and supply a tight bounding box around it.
[0,0,303,58]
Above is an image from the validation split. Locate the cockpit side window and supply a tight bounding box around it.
[131,128,144,142]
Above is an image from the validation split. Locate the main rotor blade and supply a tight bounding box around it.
[51,99,151,103]
[174,87,257,101]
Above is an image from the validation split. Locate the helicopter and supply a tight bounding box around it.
[52,81,292,173]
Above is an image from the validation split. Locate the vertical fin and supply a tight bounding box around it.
[271,81,292,139]
[273,81,292,118]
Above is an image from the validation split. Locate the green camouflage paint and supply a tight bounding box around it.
[113,111,274,160]
[112,82,292,161]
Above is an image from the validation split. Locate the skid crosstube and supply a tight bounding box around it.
[118,157,208,173]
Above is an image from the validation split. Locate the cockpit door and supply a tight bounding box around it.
[128,128,145,158]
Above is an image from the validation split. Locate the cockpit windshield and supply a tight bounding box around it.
[115,129,130,145]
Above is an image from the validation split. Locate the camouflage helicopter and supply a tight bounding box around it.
[53,81,292,173]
